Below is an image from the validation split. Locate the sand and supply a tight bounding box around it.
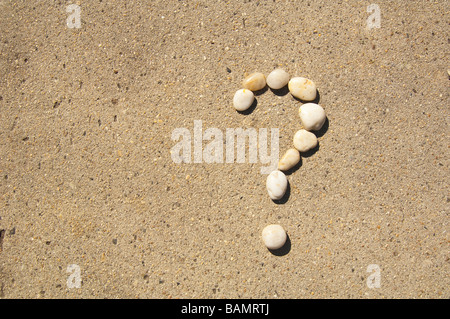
[0,0,448,299]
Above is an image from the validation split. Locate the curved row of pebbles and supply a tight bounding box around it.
[233,69,328,252]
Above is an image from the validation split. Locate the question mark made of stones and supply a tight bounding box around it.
[232,69,328,252]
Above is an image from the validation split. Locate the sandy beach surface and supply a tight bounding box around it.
[0,0,448,298]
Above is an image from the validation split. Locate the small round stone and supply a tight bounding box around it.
[266,69,290,90]
[262,224,287,250]
[233,89,254,111]
[299,103,326,131]
[293,129,318,152]
[242,72,266,91]
[288,77,317,101]
[266,170,288,200]
[278,148,300,171]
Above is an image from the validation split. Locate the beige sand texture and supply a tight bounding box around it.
[0,0,448,298]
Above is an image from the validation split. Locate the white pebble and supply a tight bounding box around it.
[293,129,318,152]
[233,89,255,111]
[266,170,288,200]
[242,72,266,91]
[278,148,300,171]
[266,69,290,90]
[288,77,317,101]
[299,103,326,131]
[262,224,287,250]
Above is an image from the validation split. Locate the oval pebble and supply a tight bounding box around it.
[299,103,326,131]
[288,77,317,101]
[233,89,255,111]
[278,148,300,171]
[242,72,266,91]
[293,129,318,152]
[266,69,290,90]
[266,170,288,200]
[262,224,287,250]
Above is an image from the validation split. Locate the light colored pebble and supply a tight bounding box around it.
[278,148,300,171]
[242,72,266,91]
[288,77,317,101]
[299,103,326,131]
[266,170,288,200]
[266,69,290,90]
[233,89,255,111]
[293,129,318,152]
[262,224,287,250]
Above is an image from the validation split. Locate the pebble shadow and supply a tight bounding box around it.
[269,85,289,97]
[300,142,320,158]
[253,86,268,97]
[314,116,329,138]
[282,157,302,175]
[268,233,291,256]
[292,89,321,105]
[237,98,258,115]
[272,182,290,204]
